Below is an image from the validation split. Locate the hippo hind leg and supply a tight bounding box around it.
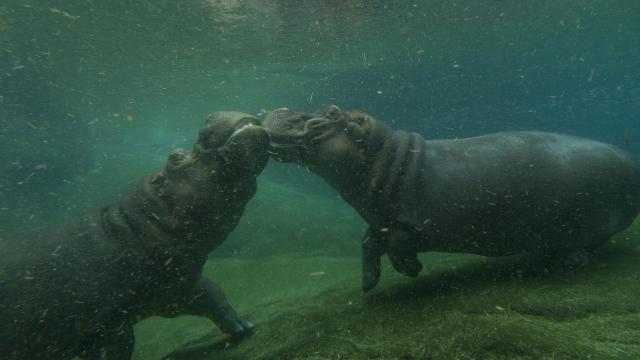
[77,320,134,360]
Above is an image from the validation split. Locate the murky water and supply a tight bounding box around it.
[1,1,640,359]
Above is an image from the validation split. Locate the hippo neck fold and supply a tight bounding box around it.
[314,118,431,227]
[101,176,240,273]
[365,125,430,226]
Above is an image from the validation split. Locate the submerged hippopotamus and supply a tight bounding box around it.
[264,105,640,292]
[0,112,269,359]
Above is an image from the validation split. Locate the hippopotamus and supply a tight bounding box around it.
[0,112,269,359]
[264,105,640,292]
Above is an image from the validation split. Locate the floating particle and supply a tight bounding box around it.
[50,8,79,21]
[126,114,135,123]
[587,67,596,82]
[624,128,631,145]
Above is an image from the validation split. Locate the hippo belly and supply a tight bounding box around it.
[0,212,162,359]
[409,132,640,256]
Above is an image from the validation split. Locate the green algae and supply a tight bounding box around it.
[132,223,640,360]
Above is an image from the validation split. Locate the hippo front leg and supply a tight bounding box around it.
[387,227,423,279]
[362,227,385,292]
[182,278,255,338]
[362,226,424,292]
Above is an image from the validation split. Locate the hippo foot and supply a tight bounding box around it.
[219,317,254,337]
[220,321,255,350]
[230,320,255,339]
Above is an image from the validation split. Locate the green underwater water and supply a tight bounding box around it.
[2,0,640,359]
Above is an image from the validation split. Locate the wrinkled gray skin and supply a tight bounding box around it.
[264,105,640,292]
[0,112,269,359]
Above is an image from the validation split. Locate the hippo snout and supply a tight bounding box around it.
[191,111,269,173]
[264,108,317,139]
[221,121,270,175]
[263,108,324,162]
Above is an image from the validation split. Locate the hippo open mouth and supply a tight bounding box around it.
[221,120,269,173]
[197,112,270,175]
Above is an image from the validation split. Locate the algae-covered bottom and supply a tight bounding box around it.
[132,225,640,360]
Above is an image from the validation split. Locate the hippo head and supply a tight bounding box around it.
[147,112,269,233]
[264,105,379,176]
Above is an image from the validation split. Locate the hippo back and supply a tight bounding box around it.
[369,131,640,255]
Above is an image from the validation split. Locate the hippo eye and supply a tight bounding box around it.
[325,105,341,119]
